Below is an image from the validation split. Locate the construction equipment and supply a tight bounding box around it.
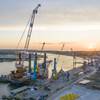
[33,52,38,80]
[38,42,49,79]
[16,4,41,68]
[32,42,50,80]
[52,43,65,80]
[41,42,45,51]
[60,93,80,100]
[10,4,41,81]
[52,58,58,80]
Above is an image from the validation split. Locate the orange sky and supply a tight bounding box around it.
[0,0,100,51]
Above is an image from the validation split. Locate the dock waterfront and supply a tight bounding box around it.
[0,50,99,100]
[47,63,97,100]
[4,61,96,100]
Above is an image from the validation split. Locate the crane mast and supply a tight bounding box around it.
[41,42,45,51]
[16,4,41,68]
[24,4,41,50]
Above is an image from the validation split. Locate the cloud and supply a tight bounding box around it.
[0,0,100,27]
[2,7,100,27]
[0,0,100,50]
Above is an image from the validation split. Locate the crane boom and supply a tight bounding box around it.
[16,4,41,68]
[41,42,45,51]
[24,4,41,50]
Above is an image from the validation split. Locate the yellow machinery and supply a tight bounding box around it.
[60,93,79,100]
[52,43,65,80]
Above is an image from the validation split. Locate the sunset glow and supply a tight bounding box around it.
[0,0,100,50]
[87,43,96,50]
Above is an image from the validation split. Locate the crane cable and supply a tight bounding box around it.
[16,14,31,49]
[15,14,31,64]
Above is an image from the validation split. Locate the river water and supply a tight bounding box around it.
[0,54,83,97]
